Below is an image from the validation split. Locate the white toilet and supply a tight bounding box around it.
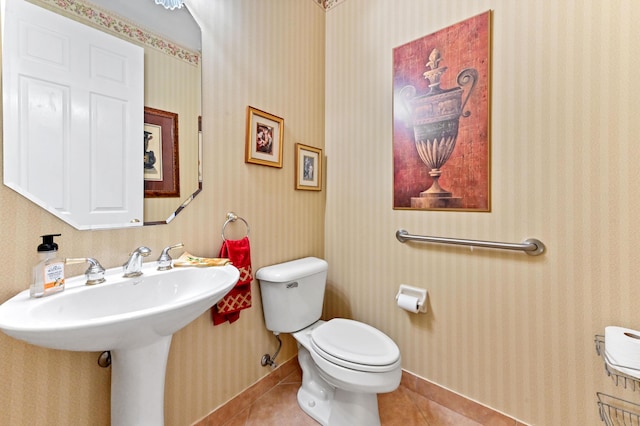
[256,257,401,426]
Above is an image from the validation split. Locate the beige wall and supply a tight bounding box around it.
[324,0,640,425]
[0,0,325,424]
[2,0,639,425]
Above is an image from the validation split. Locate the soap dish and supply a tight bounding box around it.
[173,252,231,267]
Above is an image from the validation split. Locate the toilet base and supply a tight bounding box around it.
[297,386,331,425]
[297,386,382,426]
[328,389,381,426]
[297,340,333,425]
[295,339,384,426]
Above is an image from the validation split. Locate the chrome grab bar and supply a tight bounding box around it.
[395,229,545,256]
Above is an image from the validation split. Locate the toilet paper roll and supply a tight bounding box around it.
[397,293,420,313]
[605,326,640,379]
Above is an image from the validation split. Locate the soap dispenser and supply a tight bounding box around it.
[30,234,65,298]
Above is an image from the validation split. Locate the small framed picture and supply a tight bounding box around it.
[245,106,284,168]
[295,143,322,191]
[144,107,180,198]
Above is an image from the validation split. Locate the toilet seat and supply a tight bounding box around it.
[310,318,400,373]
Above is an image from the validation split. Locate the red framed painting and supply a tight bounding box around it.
[392,11,491,211]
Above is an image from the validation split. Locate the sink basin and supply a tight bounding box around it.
[0,261,239,351]
[0,261,239,426]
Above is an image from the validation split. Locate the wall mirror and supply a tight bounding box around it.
[1,0,202,229]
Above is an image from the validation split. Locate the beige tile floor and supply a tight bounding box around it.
[218,368,501,426]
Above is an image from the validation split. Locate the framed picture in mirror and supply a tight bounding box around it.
[144,107,180,198]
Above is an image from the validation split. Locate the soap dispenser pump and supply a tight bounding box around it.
[30,234,65,298]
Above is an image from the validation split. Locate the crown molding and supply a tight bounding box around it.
[312,0,346,11]
[27,0,200,66]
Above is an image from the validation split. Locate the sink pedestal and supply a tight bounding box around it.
[111,336,173,426]
[0,263,240,426]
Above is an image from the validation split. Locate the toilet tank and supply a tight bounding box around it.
[256,257,328,334]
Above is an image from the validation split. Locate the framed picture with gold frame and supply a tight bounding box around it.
[295,143,322,191]
[245,106,284,168]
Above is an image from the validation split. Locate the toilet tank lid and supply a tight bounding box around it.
[256,257,328,283]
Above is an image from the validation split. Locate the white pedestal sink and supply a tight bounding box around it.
[0,262,239,425]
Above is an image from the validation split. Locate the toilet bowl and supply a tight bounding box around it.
[308,318,401,390]
[256,257,402,426]
[293,319,401,426]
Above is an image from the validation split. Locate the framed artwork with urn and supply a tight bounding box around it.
[392,11,491,211]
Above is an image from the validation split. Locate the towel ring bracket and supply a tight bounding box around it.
[222,212,250,241]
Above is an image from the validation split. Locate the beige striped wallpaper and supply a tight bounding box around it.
[324,0,640,425]
[0,0,325,425]
[0,0,638,425]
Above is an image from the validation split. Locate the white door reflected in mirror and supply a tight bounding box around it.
[2,0,144,229]
[1,0,203,229]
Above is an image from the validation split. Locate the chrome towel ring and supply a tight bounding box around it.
[222,212,250,241]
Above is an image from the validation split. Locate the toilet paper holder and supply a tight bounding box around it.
[395,284,427,313]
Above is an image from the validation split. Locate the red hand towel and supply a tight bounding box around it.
[212,236,252,325]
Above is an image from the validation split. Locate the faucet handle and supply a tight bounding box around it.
[130,246,151,257]
[122,246,152,277]
[157,243,184,271]
[66,257,106,285]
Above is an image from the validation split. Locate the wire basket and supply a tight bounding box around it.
[595,335,640,391]
[598,393,640,426]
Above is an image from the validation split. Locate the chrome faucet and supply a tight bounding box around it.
[122,246,151,277]
[157,243,184,271]
[66,257,106,285]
